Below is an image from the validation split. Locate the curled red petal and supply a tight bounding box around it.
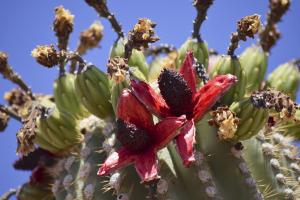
[135,150,159,182]
[153,115,187,150]
[193,74,237,121]
[131,79,171,118]
[117,89,154,130]
[175,119,196,167]
[97,148,135,176]
[179,51,197,94]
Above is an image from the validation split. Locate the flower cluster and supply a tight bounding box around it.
[98,52,237,181]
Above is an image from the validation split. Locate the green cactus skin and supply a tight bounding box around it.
[17,182,55,200]
[110,39,149,78]
[75,66,114,119]
[239,45,268,94]
[230,98,269,141]
[195,115,263,200]
[168,143,220,200]
[54,73,90,119]
[267,61,300,100]
[243,132,299,200]
[210,55,247,105]
[176,38,209,69]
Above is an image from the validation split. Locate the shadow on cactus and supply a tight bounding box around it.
[0,0,300,200]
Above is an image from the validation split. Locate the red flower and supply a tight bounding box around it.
[131,51,237,166]
[97,89,186,182]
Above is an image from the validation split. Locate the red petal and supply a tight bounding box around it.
[153,115,187,150]
[97,148,135,176]
[179,51,197,94]
[193,74,237,121]
[175,120,196,167]
[135,150,159,182]
[131,79,171,118]
[117,89,154,130]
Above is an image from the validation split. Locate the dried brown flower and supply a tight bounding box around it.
[107,57,129,83]
[31,45,59,68]
[4,88,31,116]
[209,107,239,140]
[237,14,261,41]
[128,18,159,50]
[0,111,10,132]
[77,21,104,55]
[251,89,298,119]
[53,6,74,50]
[17,104,45,155]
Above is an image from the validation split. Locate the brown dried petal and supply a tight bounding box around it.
[107,57,129,83]
[31,45,59,68]
[251,89,298,119]
[209,107,239,140]
[128,18,159,50]
[53,6,74,39]
[237,14,261,40]
[77,21,104,55]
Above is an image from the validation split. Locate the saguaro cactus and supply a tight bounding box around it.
[0,1,300,200]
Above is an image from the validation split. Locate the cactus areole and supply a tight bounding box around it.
[131,52,237,166]
[98,89,187,182]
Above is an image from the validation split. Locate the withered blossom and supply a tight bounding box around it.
[31,45,59,68]
[77,21,104,55]
[209,107,239,140]
[107,57,129,83]
[128,18,159,50]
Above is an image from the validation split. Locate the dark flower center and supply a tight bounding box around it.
[116,119,151,152]
[158,69,193,118]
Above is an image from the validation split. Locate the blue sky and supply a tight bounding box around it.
[0,0,299,196]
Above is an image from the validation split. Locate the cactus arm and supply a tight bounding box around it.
[196,115,262,200]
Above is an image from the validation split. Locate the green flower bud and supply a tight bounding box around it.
[75,66,114,119]
[177,38,209,69]
[230,98,269,141]
[210,55,247,105]
[240,45,268,93]
[35,100,82,153]
[267,60,300,100]
[54,73,90,119]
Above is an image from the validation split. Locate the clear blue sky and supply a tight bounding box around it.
[0,0,299,196]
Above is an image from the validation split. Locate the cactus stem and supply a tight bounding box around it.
[0,189,17,200]
[0,104,21,122]
[192,0,214,42]
[84,0,124,39]
[144,44,176,57]
[0,52,35,100]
